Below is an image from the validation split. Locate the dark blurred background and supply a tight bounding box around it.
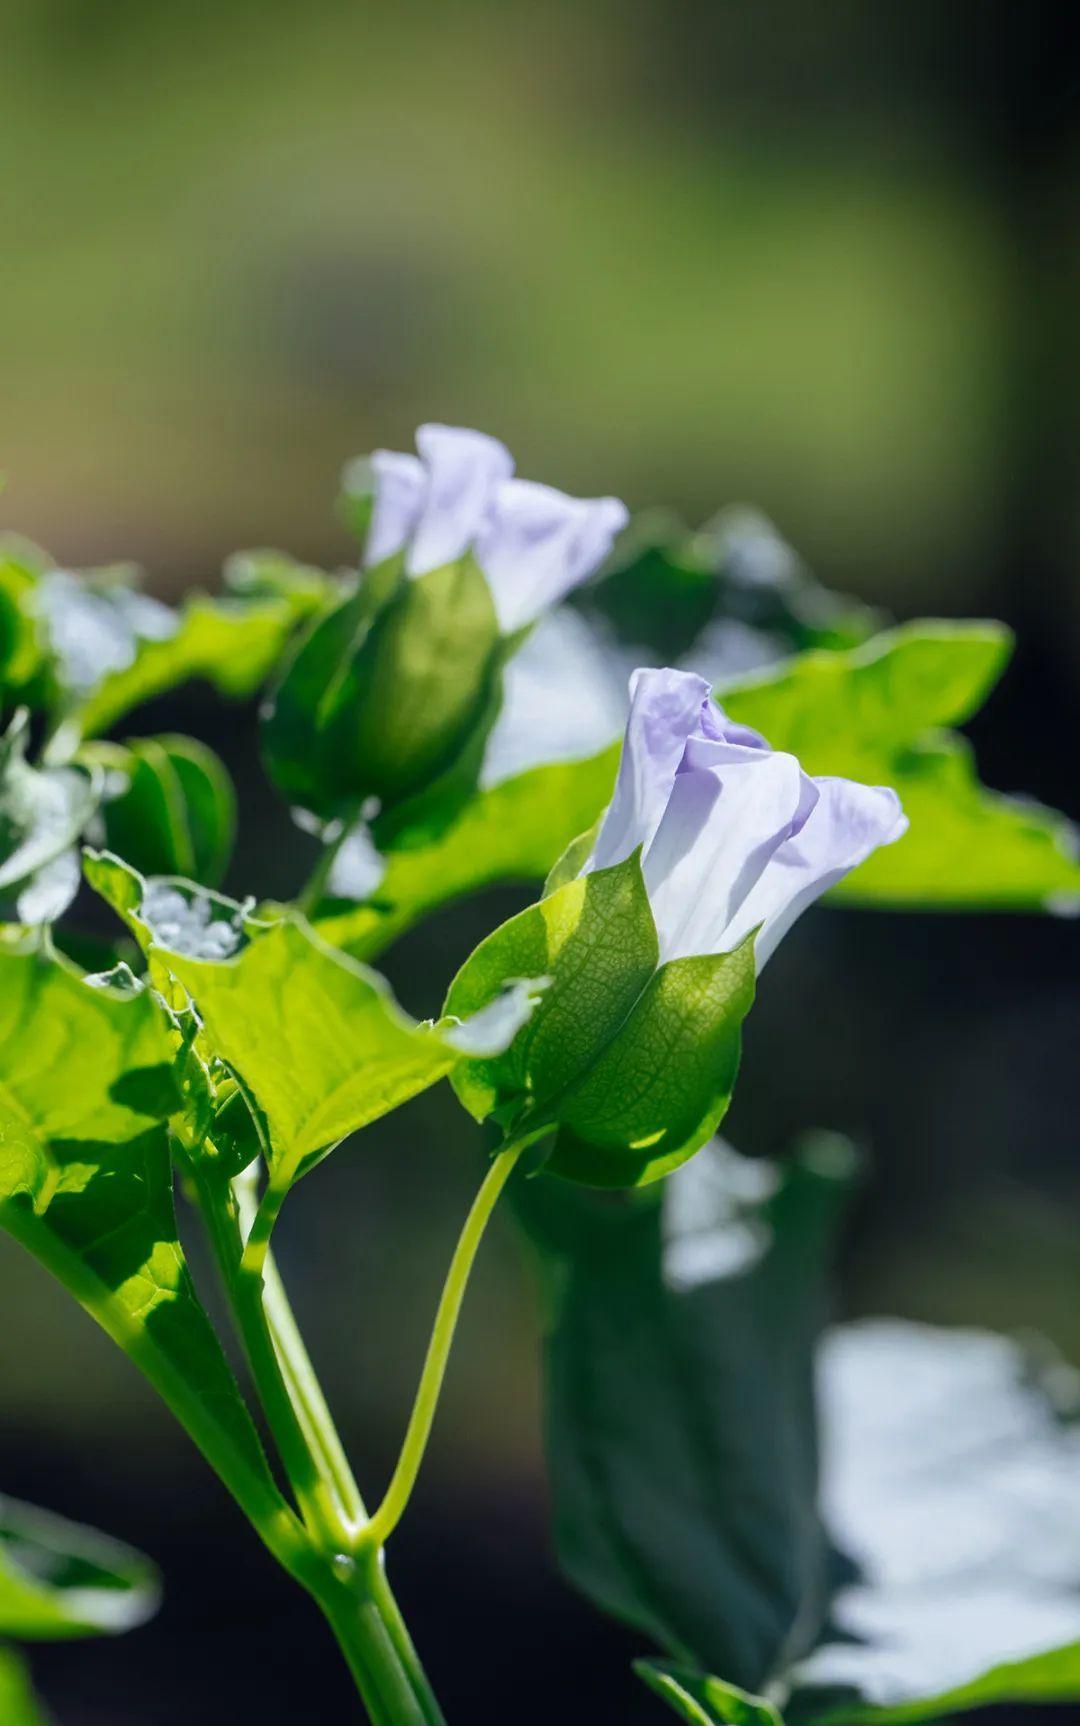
[2,2,1079,1721]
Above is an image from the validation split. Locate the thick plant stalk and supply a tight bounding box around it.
[187,1150,447,1722]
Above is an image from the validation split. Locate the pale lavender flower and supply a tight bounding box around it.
[587,666,907,968]
[346,424,628,634]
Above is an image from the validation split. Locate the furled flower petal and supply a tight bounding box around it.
[352,423,627,635]
[408,424,514,577]
[722,776,907,966]
[586,665,907,969]
[642,738,812,963]
[590,668,712,872]
[362,449,426,568]
[475,480,629,634]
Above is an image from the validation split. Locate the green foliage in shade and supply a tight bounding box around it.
[637,1660,783,1726]
[0,1648,48,1726]
[312,744,620,964]
[0,942,282,1521]
[722,622,1080,913]
[262,555,503,833]
[0,1494,159,1639]
[446,854,755,1186]
[519,1137,851,1689]
[86,735,236,886]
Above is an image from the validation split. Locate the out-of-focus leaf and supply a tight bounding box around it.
[84,849,542,1193]
[446,856,755,1187]
[0,1647,48,1726]
[721,622,1080,914]
[87,735,236,885]
[563,1148,1080,1726]
[522,1136,853,1685]
[0,554,47,702]
[222,547,334,612]
[0,1494,159,1639]
[0,942,282,1523]
[582,507,881,671]
[784,1321,1080,1724]
[72,589,316,740]
[0,713,97,924]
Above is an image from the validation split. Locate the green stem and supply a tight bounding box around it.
[0,1203,310,1585]
[297,815,359,916]
[183,1146,345,1548]
[318,1572,431,1726]
[233,1167,365,1528]
[362,1144,523,1552]
[230,1171,446,1723]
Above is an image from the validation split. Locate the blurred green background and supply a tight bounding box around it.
[2,2,1079,1722]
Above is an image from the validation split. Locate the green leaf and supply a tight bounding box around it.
[87,735,236,886]
[167,918,485,1181]
[637,1660,783,1726]
[222,547,333,612]
[522,1136,854,1685]
[0,942,283,1526]
[0,714,97,924]
[721,622,1080,913]
[445,855,755,1186]
[84,851,541,1189]
[73,590,315,740]
[0,555,47,701]
[262,555,502,827]
[0,1647,49,1726]
[312,745,619,963]
[0,1493,159,1639]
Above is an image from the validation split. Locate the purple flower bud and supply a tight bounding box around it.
[350,424,628,634]
[588,667,908,969]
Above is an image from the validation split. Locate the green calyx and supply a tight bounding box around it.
[261,553,504,835]
[444,850,756,1188]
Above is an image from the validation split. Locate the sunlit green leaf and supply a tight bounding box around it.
[446,856,755,1186]
[84,850,541,1191]
[312,745,620,962]
[0,1493,159,1639]
[0,942,281,1523]
[73,590,315,740]
[0,555,47,702]
[721,622,1080,913]
[86,735,236,885]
